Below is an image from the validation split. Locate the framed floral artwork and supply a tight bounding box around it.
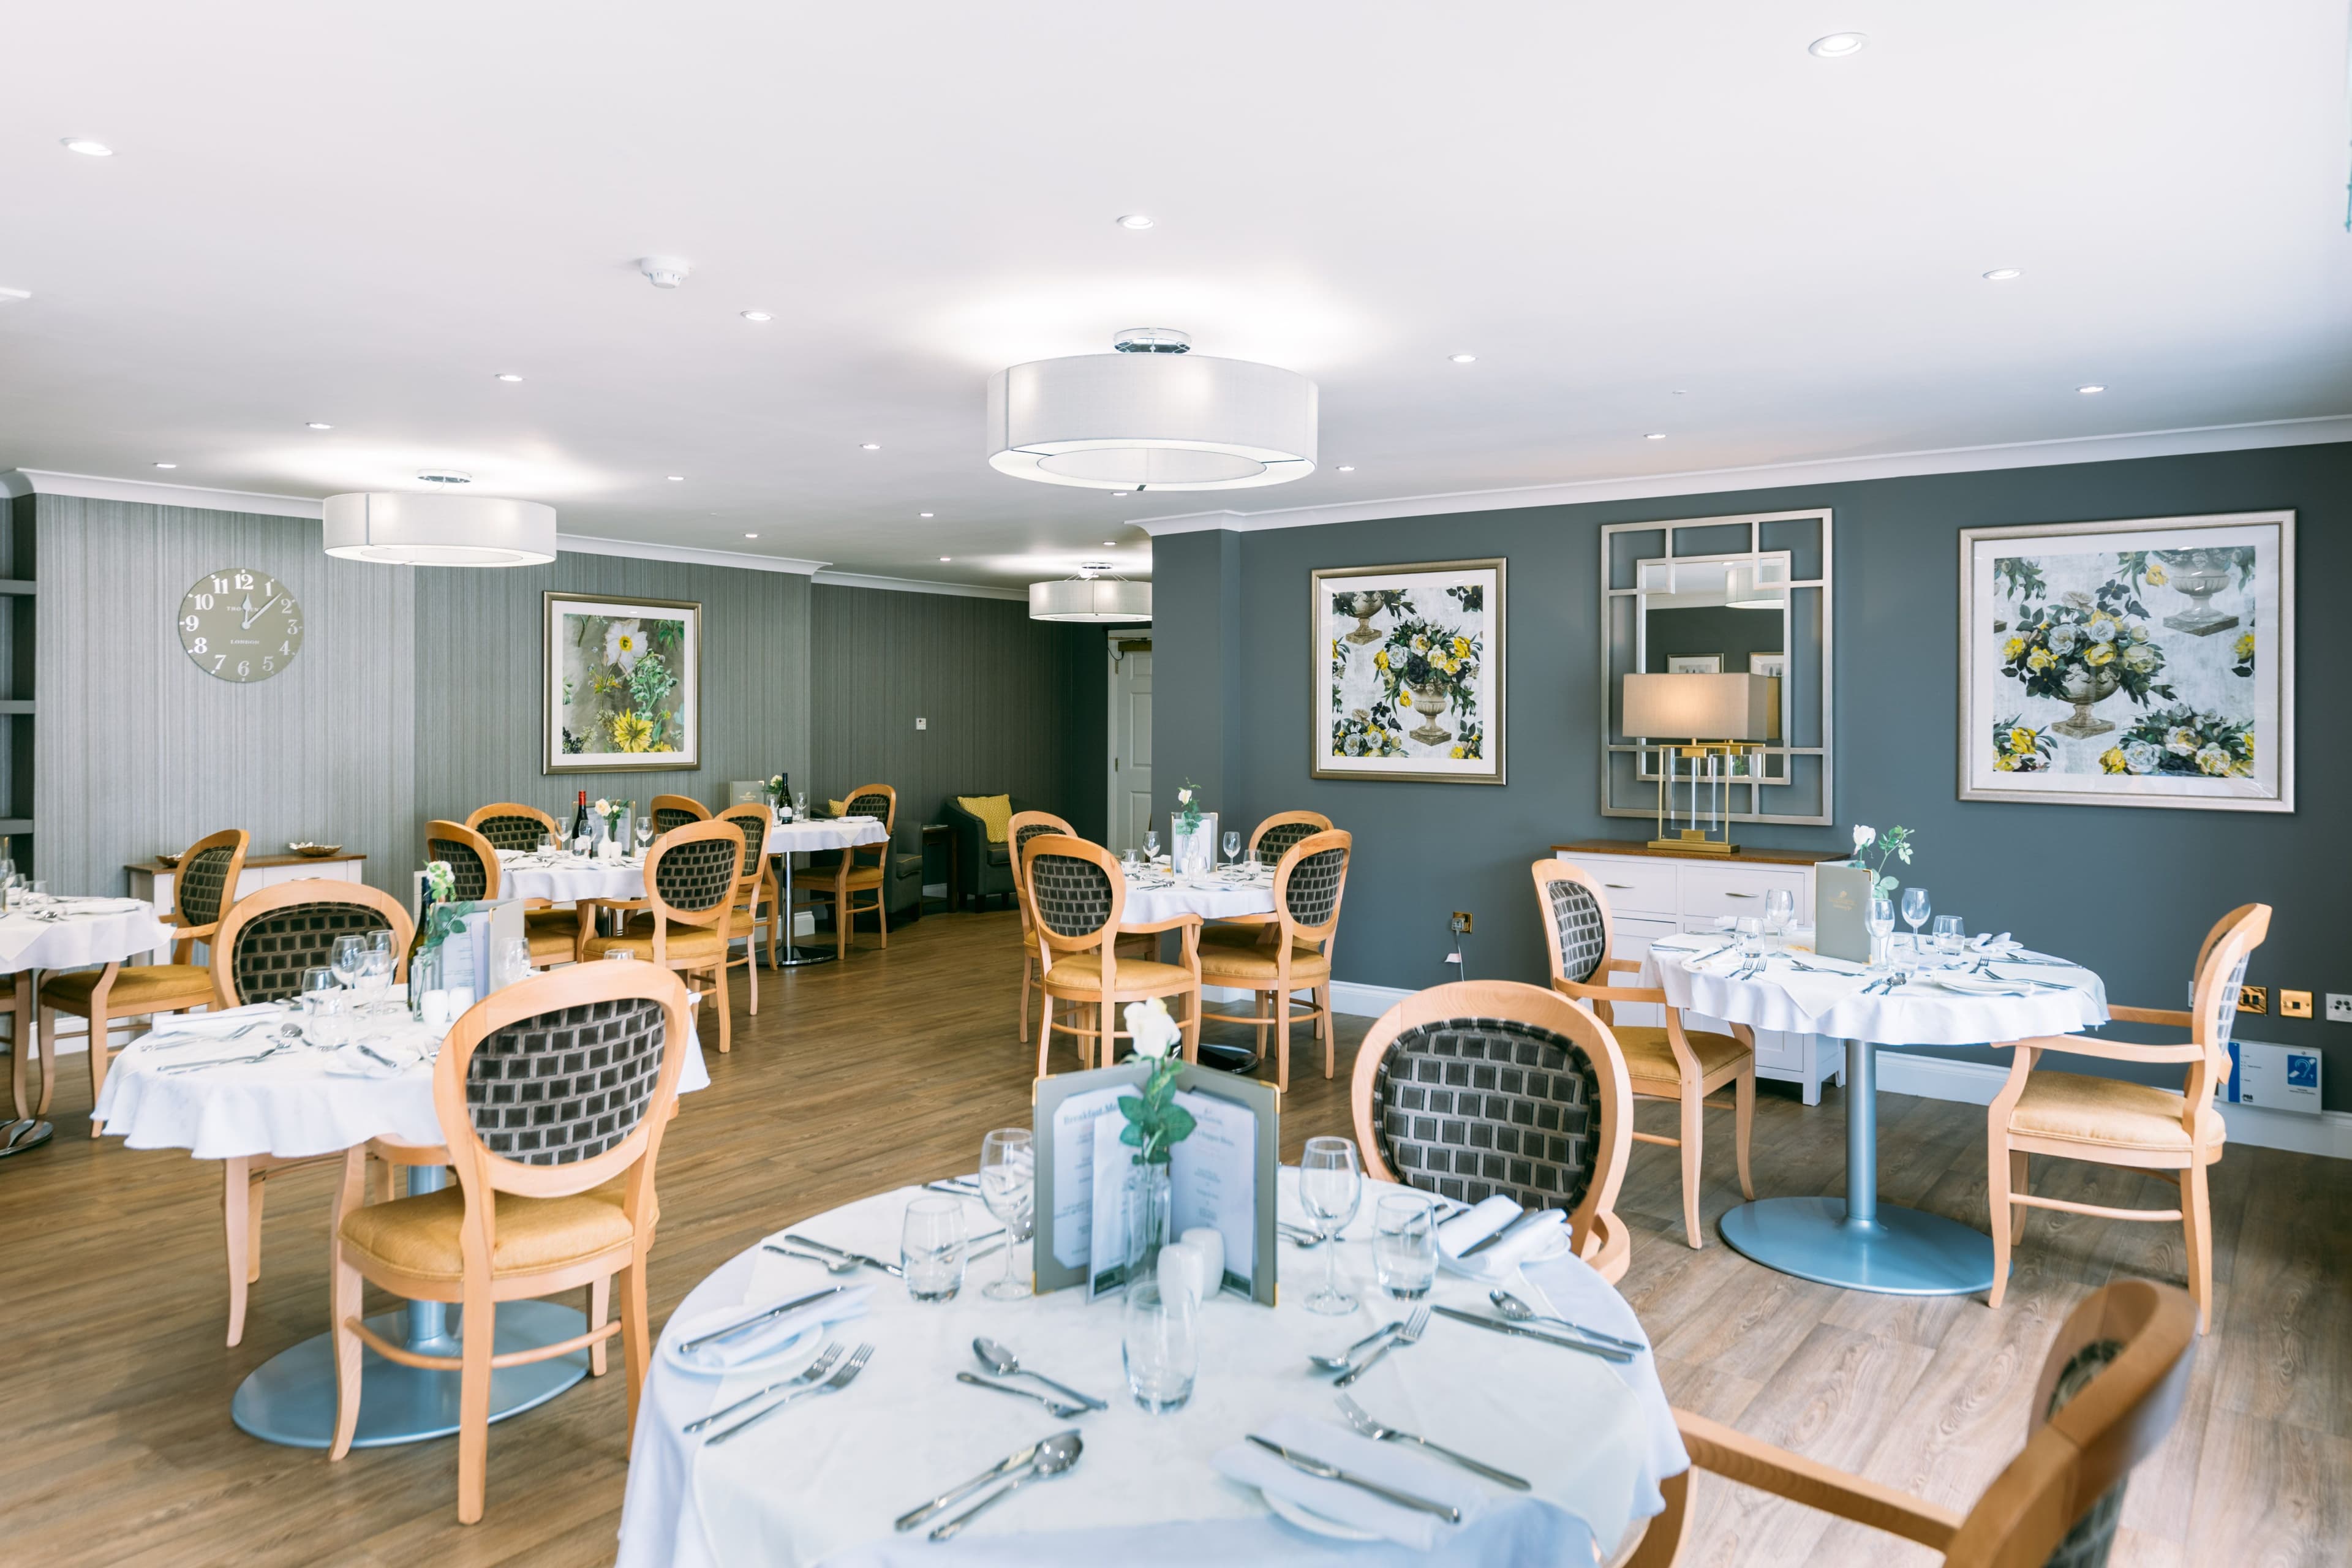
[1311,559,1506,783]
[1958,511,2293,811]
[542,591,702,773]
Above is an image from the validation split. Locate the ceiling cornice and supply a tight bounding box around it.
[1131,414,2352,537]
[2,467,325,518]
[556,535,827,576]
[812,570,1029,602]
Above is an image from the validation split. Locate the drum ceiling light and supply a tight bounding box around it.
[322,491,558,567]
[986,328,1317,491]
[1029,562,1152,622]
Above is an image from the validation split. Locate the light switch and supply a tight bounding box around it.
[916,717,927,731]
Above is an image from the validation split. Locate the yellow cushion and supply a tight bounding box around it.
[524,910,579,962]
[827,798,846,817]
[1197,940,1332,984]
[956,794,1014,843]
[339,1179,633,1281]
[1043,952,1196,993]
[583,924,728,965]
[40,963,215,1015]
[2009,1071,2210,1155]
[1611,1025,1751,1085]
[1202,925,1320,956]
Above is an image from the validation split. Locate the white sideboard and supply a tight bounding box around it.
[126,851,368,965]
[1551,840,1847,1104]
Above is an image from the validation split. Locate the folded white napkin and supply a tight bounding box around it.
[665,1284,872,1375]
[1212,1414,1482,1550]
[1436,1196,1567,1279]
[320,1037,427,1077]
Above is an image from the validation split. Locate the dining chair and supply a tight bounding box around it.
[325,959,693,1523]
[205,878,416,1347]
[1023,833,1202,1077]
[1008,809,1076,1045]
[464,802,560,854]
[1986,903,2271,1332]
[715,804,779,1010]
[40,826,249,1136]
[1247,809,1333,865]
[1531,858,1755,1250]
[1349,979,1635,1283]
[583,818,740,1054]
[425,819,582,967]
[800,783,895,962]
[1626,1278,2198,1568]
[649,793,709,834]
[1197,829,1351,1090]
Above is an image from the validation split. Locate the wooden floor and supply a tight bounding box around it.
[3,908,2343,1566]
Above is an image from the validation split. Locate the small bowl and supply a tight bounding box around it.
[289,842,343,858]
[154,851,183,869]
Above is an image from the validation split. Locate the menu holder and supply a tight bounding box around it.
[1033,1062,1279,1306]
[1814,862,1874,964]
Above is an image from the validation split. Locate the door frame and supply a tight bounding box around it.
[1106,630,1153,851]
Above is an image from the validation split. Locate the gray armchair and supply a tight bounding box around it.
[938,794,1039,911]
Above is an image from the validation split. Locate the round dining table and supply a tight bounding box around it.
[1119,861,1278,929]
[1,896,173,1158]
[1650,932,2108,1295]
[94,995,712,1447]
[617,1169,1686,1568]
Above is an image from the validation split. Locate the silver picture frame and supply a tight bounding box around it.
[1310,557,1506,785]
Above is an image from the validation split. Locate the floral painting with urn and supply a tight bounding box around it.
[1960,513,2291,812]
[1311,559,1505,783]
[541,592,702,774]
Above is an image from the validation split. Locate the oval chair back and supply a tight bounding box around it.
[1022,832,1202,1074]
[1006,810,1076,941]
[1248,810,1332,867]
[715,805,771,895]
[213,880,417,1006]
[2182,903,2272,1110]
[466,804,558,854]
[1273,828,1351,952]
[427,820,502,903]
[840,783,897,842]
[650,793,710,835]
[643,819,742,941]
[171,827,252,955]
[1531,858,1619,1000]
[1350,979,1634,1282]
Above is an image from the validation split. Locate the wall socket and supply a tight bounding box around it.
[2328,994,2352,1023]
[1450,911,1472,935]
[915,717,927,730]
[2237,984,2267,1016]
[2280,989,2313,1019]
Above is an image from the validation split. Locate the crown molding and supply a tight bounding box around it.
[2,468,325,518]
[556,535,827,575]
[1132,414,2352,537]
[813,570,1029,601]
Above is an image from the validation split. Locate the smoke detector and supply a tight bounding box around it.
[416,469,473,485]
[638,255,693,290]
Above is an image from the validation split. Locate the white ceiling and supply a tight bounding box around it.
[2,2,2348,587]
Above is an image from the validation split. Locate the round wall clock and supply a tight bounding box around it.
[178,566,304,682]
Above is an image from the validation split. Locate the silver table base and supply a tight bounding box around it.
[0,1118,53,1158]
[766,851,838,968]
[1717,1038,2000,1297]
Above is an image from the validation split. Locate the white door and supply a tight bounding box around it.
[1109,646,1153,852]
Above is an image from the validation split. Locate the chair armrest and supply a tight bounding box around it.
[2107,1005,2193,1028]
[1673,1409,1963,1551]
[1602,957,1644,975]
[1997,1033,2204,1064]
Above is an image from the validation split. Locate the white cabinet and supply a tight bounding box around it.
[1552,842,1845,1105]
[127,851,368,965]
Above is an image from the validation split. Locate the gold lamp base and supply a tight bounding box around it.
[1649,829,1738,855]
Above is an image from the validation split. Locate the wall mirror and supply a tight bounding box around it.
[1600,509,1833,826]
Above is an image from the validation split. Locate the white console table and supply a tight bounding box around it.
[126,851,368,964]
[1551,840,1847,1104]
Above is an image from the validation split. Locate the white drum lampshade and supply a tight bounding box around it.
[1028,575,1152,623]
[1621,672,1776,742]
[322,492,558,567]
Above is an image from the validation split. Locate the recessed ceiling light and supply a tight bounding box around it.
[1982,268,2022,281]
[1102,540,1117,546]
[919,511,934,518]
[1807,32,1866,58]
[666,475,685,481]
[494,372,524,382]
[1117,214,1155,230]
[940,556,952,562]
[305,421,333,431]
[740,310,772,322]
[59,137,113,157]
[861,442,881,450]
[744,532,759,539]
[1449,353,1477,364]
[2077,384,2106,394]
[1111,491,1131,497]
[1644,432,1667,440]
[152,461,177,469]
[1336,465,1355,472]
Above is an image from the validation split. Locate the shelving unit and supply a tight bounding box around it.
[2,499,32,876]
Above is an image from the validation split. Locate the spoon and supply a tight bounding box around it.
[1487,1290,1646,1354]
[973,1338,1107,1411]
[929,1431,1083,1542]
[1307,1320,1404,1373]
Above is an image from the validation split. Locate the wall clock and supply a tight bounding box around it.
[178,566,304,682]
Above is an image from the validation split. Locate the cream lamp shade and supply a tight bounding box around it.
[322,492,557,566]
[1622,672,1776,741]
[1028,575,1152,622]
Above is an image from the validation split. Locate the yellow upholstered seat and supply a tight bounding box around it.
[1611,1025,1751,1085]
[337,1178,631,1282]
[2009,1071,2213,1156]
[584,924,728,965]
[1199,925,1319,956]
[1197,941,1332,984]
[523,909,580,962]
[39,963,213,1012]
[1043,952,1197,991]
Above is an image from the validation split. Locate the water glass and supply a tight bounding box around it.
[635,821,654,856]
[26,880,48,908]
[1299,1136,1363,1315]
[1932,915,1966,961]
[1763,887,1795,949]
[356,949,393,1009]
[1222,830,1242,867]
[307,990,350,1049]
[1373,1193,1438,1300]
[1734,916,1765,966]
[1900,887,1932,956]
[1121,1280,1198,1413]
[793,790,809,818]
[902,1195,967,1303]
[497,937,534,988]
[330,933,366,991]
[1143,829,1159,862]
[978,1128,1035,1302]
[301,965,338,1011]
[1866,897,1896,970]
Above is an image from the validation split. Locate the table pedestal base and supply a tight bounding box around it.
[768,943,840,970]
[1718,1196,1999,1296]
[232,1300,589,1449]
[0,1118,53,1157]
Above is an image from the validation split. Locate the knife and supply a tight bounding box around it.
[1245,1434,1461,1522]
[1457,1210,1541,1259]
[783,1233,905,1278]
[675,1286,846,1354]
[895,1437,1047,1531]
[1430,1305,1635,1362]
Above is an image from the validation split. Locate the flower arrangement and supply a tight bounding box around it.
[1373,617,1482,717]
[1999,581,2174,707]
[594,797,630,837]
[1850,824,1915,897]
[419,861,471,949]
[2098,707,2255,778]
[1990,717,2053,773]
[1332,710,1404,758]
[765,774,789,804]
[1174,780,1203,837]
[1117,1000,1194,1165]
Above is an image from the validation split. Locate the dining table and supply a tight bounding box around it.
[1,895,174,1159]
[1118,861,1281,1071]
[616,1168,1686,1568]
[1649,930,2109,1296]
[93,991,712,1447]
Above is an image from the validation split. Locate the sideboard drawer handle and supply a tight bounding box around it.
[1604,882,1634,889]
[1725,891,1757,899]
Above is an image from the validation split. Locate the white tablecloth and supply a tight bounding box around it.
[1121,867,1277,929]
[92,1005,712,1159]
[499,851,649,905]
[617,1171,1683,1568]
[767,818,890,857]
[1651,935,2108,1045]
[0,900,175,974]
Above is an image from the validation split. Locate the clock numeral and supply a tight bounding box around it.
[213,654,227,671]
[194,594,214,610]
[233,571,255,590]
[181,615,200,632]
[236,660,251,678]
[284,622,300,636]
[211,578,229,594]
[189,636,208,654]
[262,656,274,672]
[263,579,277,596]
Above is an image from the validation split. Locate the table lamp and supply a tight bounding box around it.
[1621,672,1776,854]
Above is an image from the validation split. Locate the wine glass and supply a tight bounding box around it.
[1763,887,1795,950]
[978,1128,1035,1301]
[330,933,366,992]
[1866,897,1896,970]
[1221,830,1241,869]
[1143,829,1159,864]
[634,820,654,857]
[1901,888,1932,957]
[793,790,809,818]
[1298,1136,1362,1315]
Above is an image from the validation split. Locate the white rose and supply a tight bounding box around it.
[1852,824,1876,850]
[593,797,612,814]
[1123,998,1180,1060]
[1177,788,1192,804]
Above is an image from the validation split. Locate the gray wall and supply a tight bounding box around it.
[1153,440,2351,1108]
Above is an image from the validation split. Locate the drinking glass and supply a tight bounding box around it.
[307,990,349,1049]
[498,937,533,988]
[1735,916,1765,968]
[793,790,809,818]
[1222,830,1242,868]
[1121,1280,1198,1413]
[356,949,393,1009]
[26,880,47,907]
[634,820,654,856]
[545,823,564,856]
[1373,1193,1438,1300]
[1901,888,1932,956]
[299,966,337,1027]
[330,934,366,991]
[978,1128,1035,1301]
[1866,897,1896,969]
[1121,846,1140,873]
[1298,1136,1363,1315]
[1763,888,1795,949]
[1932,914,1966,962]
[1144,830,1159,863]
[901,1195,967,1303]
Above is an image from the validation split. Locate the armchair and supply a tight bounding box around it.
[940,793,1041,911]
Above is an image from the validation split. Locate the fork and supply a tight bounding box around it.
[1333,1305,1429,1388]
[1334,1393,1530,1490]
[681,1342,846,1434]
[704,1343,875,1446]
[158,1042,293,1074]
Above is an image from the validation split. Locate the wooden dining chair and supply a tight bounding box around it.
[1627,1278,2199,1567]
[801,784,895,961]
[425,820,581,967]
[206,878,415,1347]
[42,826,249,1136]
[583,818,740,1054]
[1198,829,1351,1090]
[464,802,560,854]
[1008,810,1076,1044]
[1350,979,1635,1284]
[1532,858,1755,1250]
[1023,834,1202,1077]
[325,959,693,1523]
[715,804,778,1013]
[649,793,709,834]
[1247,809,1333,865]
[1986,903,2271,1332]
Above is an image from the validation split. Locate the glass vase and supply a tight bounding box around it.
[1168,810,1218,879]
[1124,1161,1173,1286]
[408,941,443,1019]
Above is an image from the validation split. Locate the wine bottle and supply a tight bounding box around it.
[572,790,589,843]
